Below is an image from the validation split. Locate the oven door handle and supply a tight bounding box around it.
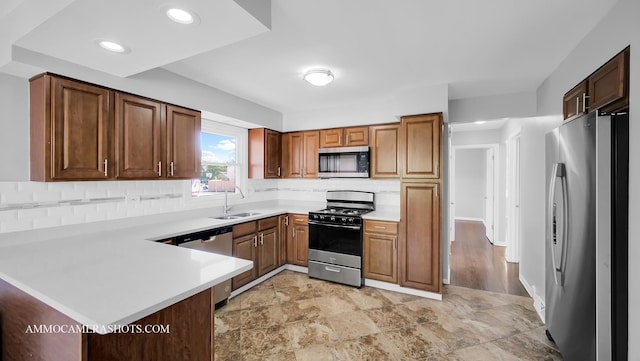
[308,220,361,230]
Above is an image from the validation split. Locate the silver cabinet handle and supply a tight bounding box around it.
[158,161,162,177]
[346,134,350,144]
[253,235,257,248]
[104,159,108,177]
[576,97,580,115]
[260,233,264,245]
[292,228,296,238]
[170,161,174,177]
[394,236,397,250]
[285,215,289,226]
[277,167,281,177]
[325,266,341,273]
[374,226,386,229]
[338,135,341,145]
[203,235,217,243]
[582,93,589,112]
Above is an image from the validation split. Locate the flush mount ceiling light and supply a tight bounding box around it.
[303,69,335,86]
[96,40,130,54]
[474,120,487,124]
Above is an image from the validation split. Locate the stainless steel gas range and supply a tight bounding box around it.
[308,190,375,287]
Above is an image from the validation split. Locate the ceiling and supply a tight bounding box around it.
[1,0,618,115]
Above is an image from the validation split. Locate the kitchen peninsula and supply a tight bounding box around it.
[0,213,255,361]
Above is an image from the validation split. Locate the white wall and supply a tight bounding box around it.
[454,149,485,220]
[282,83,448,131]
[536,0,639,357]
[449,91,536,124]
[0,73,29,181]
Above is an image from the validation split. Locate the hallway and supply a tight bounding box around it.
[451,220,528,297]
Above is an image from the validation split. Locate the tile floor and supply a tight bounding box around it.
[214,271,562,360]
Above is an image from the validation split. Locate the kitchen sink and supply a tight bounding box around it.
[212,215,242,220]
[211,212,262,220]
[230,212,262,217]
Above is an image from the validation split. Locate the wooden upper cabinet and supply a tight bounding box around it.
[400,113,442,179]
[303,131,319,178]
[319,128,343,148]
[319,126,369,148]
[115,93,163,179]
[29,73,201,182]
[166,105,201,179]
[249,128,281,179]
[399,182,441,293]
[562,81,588,120]
[369,124,400,179]
[588,47,629,113]
[282,131,318,178]
[344,126,369,146]
[30,75,113,181]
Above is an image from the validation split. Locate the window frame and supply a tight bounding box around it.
[190,118,248,201]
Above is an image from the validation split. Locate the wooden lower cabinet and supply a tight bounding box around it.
[231,217,279,290]
[286,214,309,267]
[399,182,441,293]
[0,278,215,361]
[364,220,398,283]
[277,215,289,266]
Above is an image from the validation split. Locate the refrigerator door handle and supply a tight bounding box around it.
[548,163,567,286]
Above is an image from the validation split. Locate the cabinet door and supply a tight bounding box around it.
[258,228,278,276]
[232,234,257,290]
[364,232,397,283]
[401,114,442,179]
[562,81,588,120]
[369,124,400,179]
[283,132,304,178]
[588,48,629,113]
[166,105,201,179]
[319,128,343,148]
[399,182,441,293]
[265,129,282,178]
[344,126,369,146]
[293,224,309,267]
[277,215,288,267]
[50,77,112,180]
[115,93,163,179]
[302,131,319,178]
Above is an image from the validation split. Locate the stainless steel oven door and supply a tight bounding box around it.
[308,221,362,257]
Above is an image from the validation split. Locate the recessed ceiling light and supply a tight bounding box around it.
[97,40,130,54]
[166,8,196,24]
[303,69,334,86]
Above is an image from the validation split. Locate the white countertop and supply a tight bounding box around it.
[362,209,401,222]
[0,202,399,334]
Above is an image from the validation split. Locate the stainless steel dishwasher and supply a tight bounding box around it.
[175,226,233,305]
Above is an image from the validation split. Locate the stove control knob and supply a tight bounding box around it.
[348,217,354,223]
[330,216,335,221]
[341,217,347,222]
[319,215,324,220]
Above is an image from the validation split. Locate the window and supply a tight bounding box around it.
[192,119,247,198]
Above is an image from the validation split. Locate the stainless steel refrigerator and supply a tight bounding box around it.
[545,111,628,361]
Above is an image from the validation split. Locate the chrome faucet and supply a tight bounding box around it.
[224,186,245,214]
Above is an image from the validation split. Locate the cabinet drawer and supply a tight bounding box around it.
[364,220,398,235]
[233,221,257,238]
[291,214,308,225]
[258,216,278,231]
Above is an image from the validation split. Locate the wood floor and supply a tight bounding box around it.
[451,220,529,297]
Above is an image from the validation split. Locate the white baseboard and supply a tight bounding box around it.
[519,274,545,323]
[364,279,443,301]
[454,217,485,223]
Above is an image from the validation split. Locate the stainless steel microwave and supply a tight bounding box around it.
[318,146,370,178]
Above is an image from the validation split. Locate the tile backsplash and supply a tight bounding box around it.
[0,178,400,233]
